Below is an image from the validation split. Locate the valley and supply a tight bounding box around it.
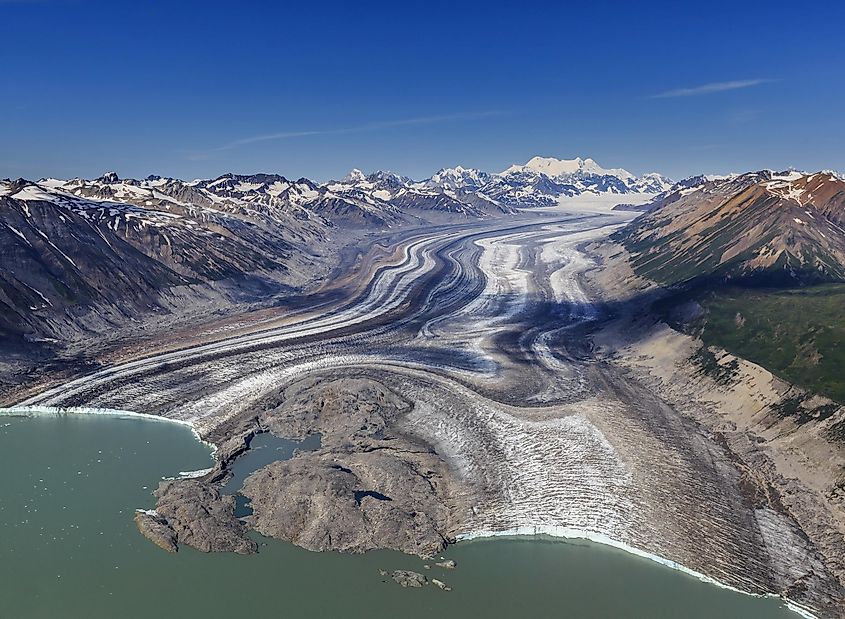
[6,1,844,616]
[3,160,845,617]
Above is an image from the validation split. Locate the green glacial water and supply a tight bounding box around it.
[0,413,802,618]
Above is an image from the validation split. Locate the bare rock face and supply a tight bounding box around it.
[239,375,465,557]
[134,510,177,553]
[431,578,452,591]
[390,570,427,587]
[242,445,455,557]
[259,376,412,443]
[142,479,257,554]
[137,375,465,559]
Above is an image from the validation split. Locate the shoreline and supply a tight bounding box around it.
[0,405,218,459]
[0,405,818,618]
[456,527,817,619]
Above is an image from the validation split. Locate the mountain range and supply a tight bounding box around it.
[436,156,673,207]
[9,153,845,398]
[616,170,845,286]
[0,156,667,368]
[3,155,671,223]
[611,167,845,408]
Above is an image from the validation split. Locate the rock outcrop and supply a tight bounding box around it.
[242,445,453,557]
[139,375,464,559]
[137,479,257,554]
[431,578,452,591]
[134,510,177,553]
[389,570,427,588]
[240,375,464,557]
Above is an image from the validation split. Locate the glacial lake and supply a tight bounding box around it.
[0,413,802,618]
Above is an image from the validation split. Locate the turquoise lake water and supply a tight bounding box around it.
[0,413,801,618]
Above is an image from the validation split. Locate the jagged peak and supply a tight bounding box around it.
[366,170,410,184]
[342,169,367,183]
[97,171,120,184]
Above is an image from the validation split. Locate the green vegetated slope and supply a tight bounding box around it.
[694,285,845,404]
[614,171,845,406]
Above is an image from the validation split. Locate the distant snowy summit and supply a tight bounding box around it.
[502,156,634,180]
[482,156,673,207]
[411,156,673,208]
[304,155,670,215]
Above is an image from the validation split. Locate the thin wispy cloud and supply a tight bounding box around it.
[191,111,504,159]
[651,79,773,99]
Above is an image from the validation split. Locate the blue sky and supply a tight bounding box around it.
[2,0,843,181]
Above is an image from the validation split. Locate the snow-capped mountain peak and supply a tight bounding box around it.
[342,169,367,183]
[428,166,489,190]
[98,171,120,184]
[632,172,674,194]
[502,156,635,181]
[432,165,480,180]
[480,156,673,206]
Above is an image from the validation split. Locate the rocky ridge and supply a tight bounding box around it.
[614,170,845,285]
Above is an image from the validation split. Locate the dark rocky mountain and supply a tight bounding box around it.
[0,178,332,354]
[615,171,845,286]
[323,169,512,220]
[0,163,528,362]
